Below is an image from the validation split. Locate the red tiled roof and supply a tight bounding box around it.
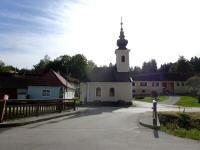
[50,70,75,89]
[0,70,75,89]
[26,70,75,89]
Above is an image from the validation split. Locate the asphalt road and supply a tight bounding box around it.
[0,107,199,150]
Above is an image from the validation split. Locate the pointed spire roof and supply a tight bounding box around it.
[117,17,128,50]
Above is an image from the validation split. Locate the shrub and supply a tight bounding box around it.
[117,100,132,107]
[134,96,145,99]
[159,112,200,140]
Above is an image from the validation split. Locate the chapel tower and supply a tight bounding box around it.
[115,18,130,72]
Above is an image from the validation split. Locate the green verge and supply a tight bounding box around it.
[160,126,200,140]
[159,112,200,140]
[176,96,200,107]
[135,96,169,103]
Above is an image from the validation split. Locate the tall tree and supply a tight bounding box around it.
[142,59,157,74]
[132,66,142,75]
[0,60,5,72]
[87,60,97,72]
[0,60,17,73]
[48,55,71,74]
[186,75,200,96]
[159,63,173,73]
[190,56,200,74]
[33,55,51,73]
[69,54,88,81]
[170,56,193,74]
[0,60,5,67]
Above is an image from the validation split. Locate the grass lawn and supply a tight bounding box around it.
[159,112,200,140]
[176,96,200,107]
[135,96,169,103]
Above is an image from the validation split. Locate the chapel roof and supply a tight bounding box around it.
[86,66,132,82]
[85,67,190,83]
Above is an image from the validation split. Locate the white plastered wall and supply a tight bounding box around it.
[174,81,189,94]
[115,49,130,72]
[64,88,75,99]
[80,82,132,102]
[132,81,162,95]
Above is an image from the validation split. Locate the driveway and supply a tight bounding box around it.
[160,96,180,105]
[0,107,199,150]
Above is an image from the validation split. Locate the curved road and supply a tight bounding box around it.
[0,107,199,150]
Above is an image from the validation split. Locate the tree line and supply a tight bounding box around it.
[131,56,200,75]
[1,55,200,82]
[0,54,96,82]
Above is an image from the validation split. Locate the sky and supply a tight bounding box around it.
[0,0,200,69]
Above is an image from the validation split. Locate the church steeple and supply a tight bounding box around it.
[117,17,128,50]
[115,18,130,72]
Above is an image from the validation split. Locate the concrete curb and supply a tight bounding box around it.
[139,120,160,130]
[138,112,160,130]
[0,109,88,128]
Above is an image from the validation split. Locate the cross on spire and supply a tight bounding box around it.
[120,17,123,30]
[117,17,128,50]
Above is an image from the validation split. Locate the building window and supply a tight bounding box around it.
[96,87,101,97]
[140,82,147,86]
[153,82,159,87]
[59,88,63,98]
[132,82,135,86]
[162,82,167,87]
[109,88,115,97]
[42,89,50,96]
[176,82,180,86]
[142,89,146,93]
[132,89,135,93]
[181,82,184,86]
[121,56,125,62]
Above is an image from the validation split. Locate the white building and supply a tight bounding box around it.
[131,73,190,96]
[80,20,132,103]
[80,20,192,103]
[0,70,76,100]
[26,70,76,99]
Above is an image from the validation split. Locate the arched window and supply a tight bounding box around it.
[96,87,101,96]
[109,88,115,96]
[121,56,125,62]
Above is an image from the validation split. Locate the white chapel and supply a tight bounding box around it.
[80,20,132,103]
